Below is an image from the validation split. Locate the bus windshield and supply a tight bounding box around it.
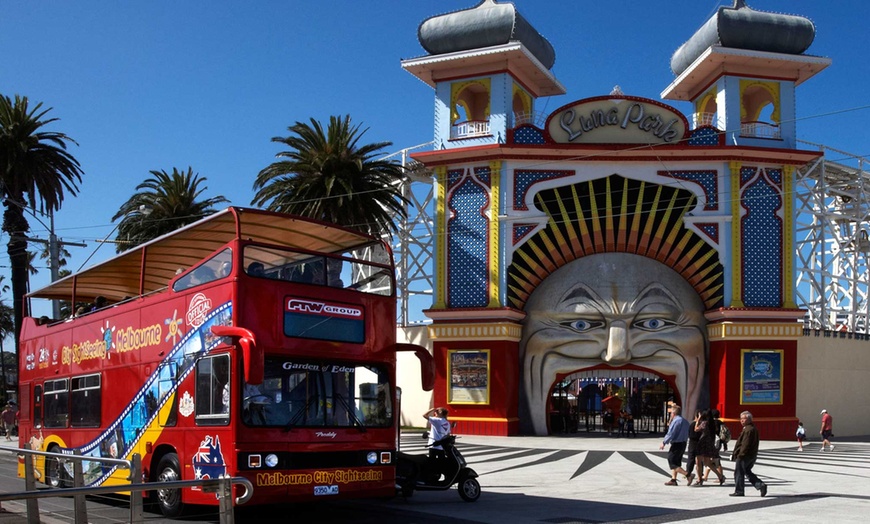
[242,358,392,429]
[243,244,393,296]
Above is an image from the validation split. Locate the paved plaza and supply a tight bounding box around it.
[2,431,868,523]
[383,431,870,523]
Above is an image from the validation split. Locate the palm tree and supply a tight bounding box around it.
[113,167,228,252]
[0,94,83,354]
[252,115,409,238]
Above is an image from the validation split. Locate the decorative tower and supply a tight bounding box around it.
[403,0,565,150]
[663,0,831,439]
[401,0,564,435]
[663,0,829,149]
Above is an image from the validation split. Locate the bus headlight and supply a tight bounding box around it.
[265,454,279,468]
[366,452,377,465]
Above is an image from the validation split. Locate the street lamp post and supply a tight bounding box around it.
[24,210,87,319]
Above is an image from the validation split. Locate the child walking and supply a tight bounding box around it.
[796,421,806,451]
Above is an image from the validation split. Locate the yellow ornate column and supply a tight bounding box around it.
[782,165,796,308]
[433,166,448,309]
[488,160,501,308]
[729,161,745,308]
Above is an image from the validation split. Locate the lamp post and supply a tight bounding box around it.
[24,210,87,319]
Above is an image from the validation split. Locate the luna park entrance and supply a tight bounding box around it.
[549,369,675,436]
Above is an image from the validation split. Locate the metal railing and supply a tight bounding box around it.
[450,120,491,139]
[0,443,253,524]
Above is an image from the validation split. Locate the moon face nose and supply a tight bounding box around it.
[604,320,630,363]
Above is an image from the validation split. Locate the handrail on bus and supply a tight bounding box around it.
[211,325,263,384]
[392,343,435,391]
[0,443,253,524]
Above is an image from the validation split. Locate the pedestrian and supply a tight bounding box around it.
[796,421,806,451]
[712,408,729,452]
[819,409,834,452]
[1,403,15,441]
[684,410,701,486]
[694,409,726,486]
[659,404,691,485]
[730,411,767,497]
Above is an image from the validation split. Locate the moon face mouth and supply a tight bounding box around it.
[525,350,701,435]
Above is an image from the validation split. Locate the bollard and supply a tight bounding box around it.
[129,454,143,524]
[218,475,235,524]
[23,443,40,522]
[72,449,88,524]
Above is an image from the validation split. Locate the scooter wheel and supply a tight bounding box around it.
[458,476,481,502]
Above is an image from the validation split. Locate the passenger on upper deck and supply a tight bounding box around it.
[247,262,265,277]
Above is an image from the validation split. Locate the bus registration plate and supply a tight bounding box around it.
[314,485,339,496]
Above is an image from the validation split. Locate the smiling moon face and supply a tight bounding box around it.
[519,252,708,435]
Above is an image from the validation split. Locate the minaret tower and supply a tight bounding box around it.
[402,0,565,150]
[662,0,829,149]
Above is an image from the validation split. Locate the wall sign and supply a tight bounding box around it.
[546,96,688,145]
[740,349,783,405]
[447,350,490,404]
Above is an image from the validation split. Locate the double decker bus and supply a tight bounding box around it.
[16,207,433,516]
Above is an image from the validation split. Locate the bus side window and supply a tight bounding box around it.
[155,362,178,427]
[44,379,70,429]
[195,355,230,426]
[70,374,101,427]
[33,384,43,427]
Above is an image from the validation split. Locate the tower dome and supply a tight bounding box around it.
[670,0,816,76]
[417,0,556,70]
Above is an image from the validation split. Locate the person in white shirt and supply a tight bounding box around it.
[424,407,451,462]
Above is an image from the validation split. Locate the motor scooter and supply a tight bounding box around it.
[396,432,481,502]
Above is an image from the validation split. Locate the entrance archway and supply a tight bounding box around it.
[547,367,676,436]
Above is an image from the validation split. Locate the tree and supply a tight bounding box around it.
[113,167,228,252]
[252,115,409,238]
[0,94,83,354]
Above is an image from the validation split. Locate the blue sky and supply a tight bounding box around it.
[2,0,869,301]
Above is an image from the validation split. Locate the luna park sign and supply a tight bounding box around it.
[546,96,688,145]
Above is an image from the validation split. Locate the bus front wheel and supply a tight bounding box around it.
[45,445,70,489]
[155,453,184,517]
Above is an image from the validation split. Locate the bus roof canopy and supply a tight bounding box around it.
[28,207,379,303]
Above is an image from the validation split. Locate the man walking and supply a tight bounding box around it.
[819,409,834,452]
[1,403,16,440]
[659,404,691,485]
[730,411,767,497]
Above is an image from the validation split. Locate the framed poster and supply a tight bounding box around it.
[447,350,490,404]
[740,349,783,405]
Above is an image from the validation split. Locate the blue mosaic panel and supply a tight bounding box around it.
[474,166,491,186]
[513,170,574,210]
[696,223,719,244]
[448,177,489,308]
[447,169,465,190]
[513,224,536,245]
[741,166,757,186]
[742,175,782,307]
[659,170,718,210]
[688,127,720,146]
[512,125,546,144]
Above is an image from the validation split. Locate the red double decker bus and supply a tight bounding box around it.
[16,207,432,516]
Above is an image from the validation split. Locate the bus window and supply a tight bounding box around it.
[44,379,70,429]
[195,354,230,426]
[243,358,391,429]
[71,374,101,427]
[173,248,233,292]
[33,384,43,427]
[156,362,178,427]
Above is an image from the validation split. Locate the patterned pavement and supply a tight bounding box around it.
[386,432,870,523]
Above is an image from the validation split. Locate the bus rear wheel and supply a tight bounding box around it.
[45,445,70,489]
[155,453,184,517]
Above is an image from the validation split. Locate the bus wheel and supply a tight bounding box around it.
[45,445,70,489]
[155,453,184,517]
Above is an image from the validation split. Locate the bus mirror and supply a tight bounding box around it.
[392,343,435,392]
[210,325,264,385]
